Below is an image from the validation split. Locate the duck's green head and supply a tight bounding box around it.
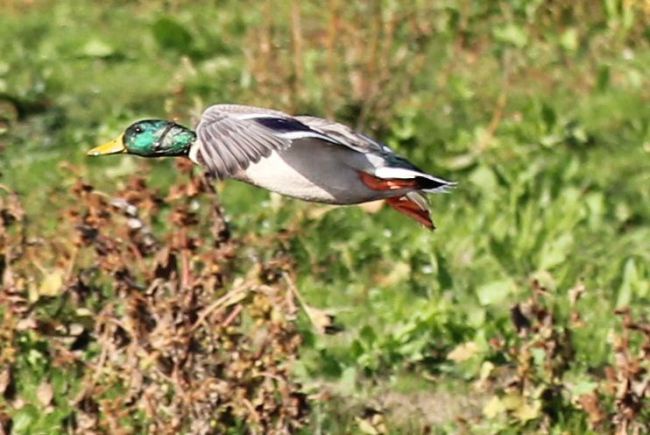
[88,120,196,157]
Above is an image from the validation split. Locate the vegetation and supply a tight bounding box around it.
[1,0,649,433]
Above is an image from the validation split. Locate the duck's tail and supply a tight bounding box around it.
[358,168,455,230]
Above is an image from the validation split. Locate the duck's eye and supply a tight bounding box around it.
[134,126,143,134]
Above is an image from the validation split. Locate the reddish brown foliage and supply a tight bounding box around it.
[0,166,309,434]
[486,280,649,433]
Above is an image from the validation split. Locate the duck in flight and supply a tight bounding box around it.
[88,104,454,229]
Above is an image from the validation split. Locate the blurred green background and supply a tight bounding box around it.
[1,0,649,433]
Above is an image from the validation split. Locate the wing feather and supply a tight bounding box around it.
[194,104,449,186]
[295,116,391,155]
[195,105,354,179]
[195,105,293,178]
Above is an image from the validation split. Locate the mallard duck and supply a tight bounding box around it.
[88,104,454,229]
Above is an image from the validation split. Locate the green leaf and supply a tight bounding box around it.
[12,404,38,433]
[539,233,573,270]
[541,104,557,131]
[531,348,546,367]
[436,251,453,290]
[477,280,513,306]
[359,325,377,345]
[152,17,193,53]
[80,39,115,58]
[597,65,611,92]
[570,381,599,397]
[559,28,578,52]
[469,166,498,194]
[617,258,647,307]
[493,23,528,48]
[339,366,357,395]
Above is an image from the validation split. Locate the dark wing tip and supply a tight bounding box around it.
[253,117,314,133]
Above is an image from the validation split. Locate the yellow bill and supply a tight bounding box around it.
[87,135,126,156]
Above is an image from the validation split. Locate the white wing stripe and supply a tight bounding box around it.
[374,167,423,179]
[274,131,339,142]
[374,167,454,186]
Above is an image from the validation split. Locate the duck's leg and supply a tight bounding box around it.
[385,195,435,230]
[358,171,435,229]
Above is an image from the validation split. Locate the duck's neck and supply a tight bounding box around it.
[164,123,197,157]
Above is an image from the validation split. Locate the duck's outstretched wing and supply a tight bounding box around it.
[297,115,455,192]
[295,116,393,155]
[195,105,454,192]
[193,104,340,179]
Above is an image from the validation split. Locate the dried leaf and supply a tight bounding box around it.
[356,417,381,435]
[69,323,85,336]
[578,393,606,426]
[38,268,65,297]
[15,317,37,331]
[475,361,495,390]
[447,341,479,362]
[304,304,340,335]
[483,396,505,419]
[500,393,524,411]
[0,368,13,398]
[568,282,586,306]
[510,303,532,335]
[305,204,336,220]
[358,200,384,214]
[356,408,387,435]
[36,382,54,406]
[376,261,410,286]
[513,399,540,423]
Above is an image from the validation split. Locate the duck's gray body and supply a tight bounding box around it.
[237,140,405,204]
[188,104,454,228]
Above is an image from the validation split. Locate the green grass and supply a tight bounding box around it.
[1,1,649,433]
